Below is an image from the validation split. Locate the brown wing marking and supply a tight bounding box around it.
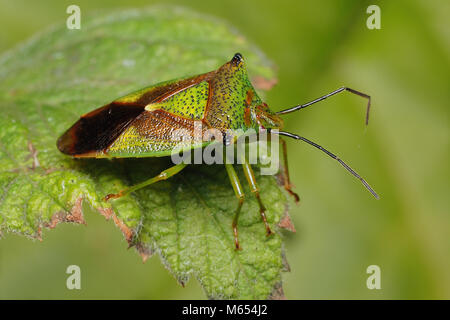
[57,102,144,156]
[105,109,213,155]
[58,72,216,158]
[134,109,196,140]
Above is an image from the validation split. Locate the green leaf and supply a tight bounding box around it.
[0,5,293,299]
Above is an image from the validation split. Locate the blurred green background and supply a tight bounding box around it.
[0,0,448,299]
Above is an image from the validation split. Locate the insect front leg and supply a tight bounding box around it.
[225,163,245,250]
[280,138,300,203]
[241,159,273,237]
[104,163,188,201]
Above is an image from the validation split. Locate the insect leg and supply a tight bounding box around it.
[225,163,245,250]
[280,138,300,203]
[104,163,188,201]
[241,159,273,237]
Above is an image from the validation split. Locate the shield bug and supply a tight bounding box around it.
[57,53,378,249]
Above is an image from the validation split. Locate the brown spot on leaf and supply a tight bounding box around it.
[98,207,133,243]
[268,282,286,300]
[45,168,58,175]
[135,242,154,263]
[67,197,86,224]
[98,207,153,262]
[281,251,291,272]
[278,213,296,233]
[252,76,278,91]
[41,197,86,236]
[36,226,43,241]
[276,168,298,232]
[27,141,40,170]
[47,197,86,228]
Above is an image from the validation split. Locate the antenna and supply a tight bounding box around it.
[276,87,371,125]
[276,131,379,199]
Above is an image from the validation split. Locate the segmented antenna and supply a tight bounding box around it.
[276,131,379,199]
[276,87,371,125]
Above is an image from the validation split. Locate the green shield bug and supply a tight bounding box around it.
[57,53,378,249]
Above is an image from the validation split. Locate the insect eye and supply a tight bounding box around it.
[231,53,243,66]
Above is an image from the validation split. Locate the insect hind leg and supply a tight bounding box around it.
[225,163,245,250]
[280,138,300,203]
[242,160,273,237]
[104,163,188,201]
